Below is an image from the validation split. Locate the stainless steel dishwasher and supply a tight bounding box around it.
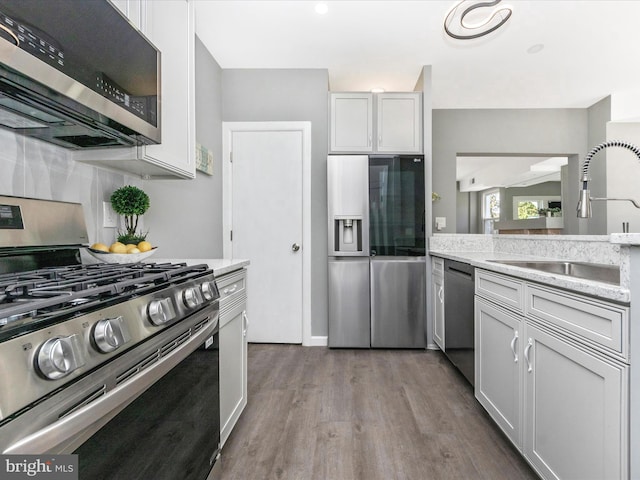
[443,259,475,385]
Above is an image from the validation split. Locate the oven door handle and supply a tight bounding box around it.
[3,318,217,455]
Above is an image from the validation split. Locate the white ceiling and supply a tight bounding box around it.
[456,155,568,191]
[194,0,640,109]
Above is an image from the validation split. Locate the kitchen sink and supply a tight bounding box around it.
[487,260,620,285]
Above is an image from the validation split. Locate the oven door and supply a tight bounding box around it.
[3,314,220,480]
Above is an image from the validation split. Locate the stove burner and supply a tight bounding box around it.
[0,262,210,334]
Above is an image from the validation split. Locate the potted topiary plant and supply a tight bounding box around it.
[110,185,150,245]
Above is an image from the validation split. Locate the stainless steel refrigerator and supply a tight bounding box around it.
[327,154,426,348]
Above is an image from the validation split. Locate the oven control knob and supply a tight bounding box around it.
[93,316,131,353]
[147,298,177,325]
[36,334,86,380]
[201,281,219,301]
[182,287,202,309]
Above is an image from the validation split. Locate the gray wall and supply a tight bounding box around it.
[583,96,612,234]
[606,121,640,233]
[143,36,224,258]
[433,109,589,235]
[500,181,562,221]
[222,68,329,337]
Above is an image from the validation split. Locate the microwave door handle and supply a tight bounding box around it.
[3,319,216,455]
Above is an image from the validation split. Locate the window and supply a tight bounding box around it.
[512,196,561,220]
[482,189,500,234]
[517,200,540,219]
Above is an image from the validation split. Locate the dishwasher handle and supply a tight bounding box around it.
[444,260,475,280]
[446,267,473,279]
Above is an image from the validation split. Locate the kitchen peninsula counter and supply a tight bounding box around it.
[429,234,629,303]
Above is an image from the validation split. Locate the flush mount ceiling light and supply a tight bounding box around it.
[444,0,512,40]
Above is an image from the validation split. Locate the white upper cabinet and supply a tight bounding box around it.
[330,93,374,152]
[76,0,195,179]
[376,93,422,153]
[329,92,422,154]
[111,0,147,31]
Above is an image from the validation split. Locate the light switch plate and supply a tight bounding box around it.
[103,201,118,228]
[435,216,446,231]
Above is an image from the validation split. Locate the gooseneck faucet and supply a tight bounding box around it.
[577,140,640,218]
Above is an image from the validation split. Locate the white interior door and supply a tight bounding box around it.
[223,122,310,344]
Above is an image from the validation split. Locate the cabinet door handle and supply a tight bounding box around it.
[510,330,519,363]
[242,311,249,337]
[368,135,372,147]
[378,134,382,147]
[438,286,444,303]
[524,338,533,373]
[223,284,237,295]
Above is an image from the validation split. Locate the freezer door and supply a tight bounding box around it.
[327,155,369,257]
[370,257,426,348]
[328,258,370,347]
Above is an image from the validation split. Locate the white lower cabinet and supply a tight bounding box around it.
[432,259,445,349]
[218,268,248,447]
[475,269,629,480]
[523,322,627,480]
[475,298,522,448]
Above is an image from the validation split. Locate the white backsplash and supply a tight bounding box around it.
[0,128,141,245]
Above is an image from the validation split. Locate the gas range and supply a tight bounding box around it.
[0,262,214,332]
[0,195,221,473]
[0,261,218,424]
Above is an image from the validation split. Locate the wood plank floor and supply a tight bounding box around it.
[220,344,539,480]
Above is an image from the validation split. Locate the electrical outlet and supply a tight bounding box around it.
[103,201,118,228]
[435,217,446,231]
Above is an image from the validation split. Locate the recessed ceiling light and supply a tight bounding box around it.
[315,3,328,15]
[527,43,545,54]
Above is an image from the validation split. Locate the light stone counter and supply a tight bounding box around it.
[610,233,640,245]
[152,258,249,278]
[429,234,629,303]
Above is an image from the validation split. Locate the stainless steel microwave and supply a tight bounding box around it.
[0,0,160,149]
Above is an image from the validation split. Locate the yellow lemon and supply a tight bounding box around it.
[109,242,127,254]
[137,241,152,252]
[128,247,141,254]
[125,244,138,253]
[91,242,109,252]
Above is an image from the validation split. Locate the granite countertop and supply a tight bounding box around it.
[429,249,629,304]
[152,258,250,277]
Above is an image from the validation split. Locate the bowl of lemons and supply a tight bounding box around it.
[87,241,157,264]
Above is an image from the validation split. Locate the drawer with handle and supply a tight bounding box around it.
[476,269,525,314]
[526,284,628,360]
[217,269,247,304]
[432,256,444,276]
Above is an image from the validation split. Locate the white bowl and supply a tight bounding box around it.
[86,247,158,264]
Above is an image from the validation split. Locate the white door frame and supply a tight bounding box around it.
[222,121,312,346]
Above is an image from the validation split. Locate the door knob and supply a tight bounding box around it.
[292,243,300,252]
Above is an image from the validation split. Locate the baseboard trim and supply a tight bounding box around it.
[306,335,328,347]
